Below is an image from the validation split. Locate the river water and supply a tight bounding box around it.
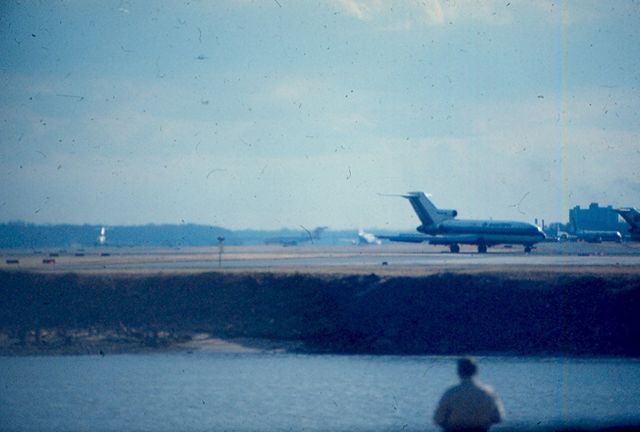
[1,353,639,432]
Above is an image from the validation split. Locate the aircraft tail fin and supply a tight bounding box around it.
[616,208,640,232]
[402,192,457,227]
[98,226,107,245]
[311,226,328,239]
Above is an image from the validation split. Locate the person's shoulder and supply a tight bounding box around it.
[476,380,493,390]
[474,380,498,397]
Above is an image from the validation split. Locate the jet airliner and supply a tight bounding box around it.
[264,226,327,246]
[356,229,381,245]
[379,192,546,253]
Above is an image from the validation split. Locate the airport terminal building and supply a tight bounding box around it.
[569,202,624,232]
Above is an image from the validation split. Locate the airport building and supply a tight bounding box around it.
[569,203,621,232]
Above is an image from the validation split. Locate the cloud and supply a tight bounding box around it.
[332,0,514,25]
[270,78,315,102]
[529,0,605,25]
[452,89,640,217]
[331,0,607,27]
[333,0,384,20]
[421,0,445,25]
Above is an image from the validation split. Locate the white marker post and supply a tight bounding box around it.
[217,236,225,268]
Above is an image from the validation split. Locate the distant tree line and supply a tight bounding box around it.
[0,222,234,248]
[0,222,369,248]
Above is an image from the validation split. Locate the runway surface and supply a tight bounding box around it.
[2,241,640,274]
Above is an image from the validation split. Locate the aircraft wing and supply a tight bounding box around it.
[379,233,485,245]
[379,233,527,247]
[427,234,482,245]
[377,233,429,243]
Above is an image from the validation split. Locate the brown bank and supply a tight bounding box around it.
[0,270,639,356]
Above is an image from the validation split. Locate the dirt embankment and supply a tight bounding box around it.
[0,270,638,356]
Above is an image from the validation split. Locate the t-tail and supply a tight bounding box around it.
[402,192,458,229]
[616,208,640,239]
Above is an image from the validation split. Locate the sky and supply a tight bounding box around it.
[1,0,639,230]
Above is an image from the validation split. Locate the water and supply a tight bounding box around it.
[1,353,639,432]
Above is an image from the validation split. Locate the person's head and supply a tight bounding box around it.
[457,357,478,379]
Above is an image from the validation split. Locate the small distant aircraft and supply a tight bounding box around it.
[379,192,546,253]
[556,230,577,242]
[356,229,381,245]
[569,216,622,243]
[616,207,640,241]
[264,226,328,246]
[574,230,622,243]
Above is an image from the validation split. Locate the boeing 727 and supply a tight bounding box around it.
[379,192,546,253]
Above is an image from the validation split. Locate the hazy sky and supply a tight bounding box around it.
[1,0,639,230]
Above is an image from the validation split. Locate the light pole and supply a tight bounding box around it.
[217,236,225,268]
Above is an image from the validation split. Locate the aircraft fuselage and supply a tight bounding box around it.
[418,219,546,247]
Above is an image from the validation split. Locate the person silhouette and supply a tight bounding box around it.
[433,357,504,432]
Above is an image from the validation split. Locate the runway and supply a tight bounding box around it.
[2,241,640,274]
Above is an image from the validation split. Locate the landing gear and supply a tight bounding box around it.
[524,245,532,253]
[478,244,488,254]
[449,244,460,253]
